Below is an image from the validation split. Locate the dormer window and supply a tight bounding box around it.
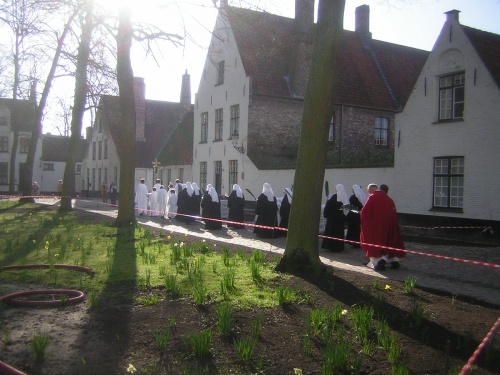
[216,61,225,85]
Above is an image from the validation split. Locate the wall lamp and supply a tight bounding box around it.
[231,139,245,154]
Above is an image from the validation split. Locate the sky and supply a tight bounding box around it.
[39,0,500,133]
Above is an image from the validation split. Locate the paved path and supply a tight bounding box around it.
[50,199,500,307]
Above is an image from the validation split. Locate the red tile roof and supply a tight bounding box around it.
[99,96,193,168]
[225,6,429,110]
[463,25,500,89]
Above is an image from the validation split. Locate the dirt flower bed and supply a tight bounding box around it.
[0,209,499,375]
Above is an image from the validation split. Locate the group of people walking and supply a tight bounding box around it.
[134,179,248,231]
[322,182,405,271]
[135,178,405,271]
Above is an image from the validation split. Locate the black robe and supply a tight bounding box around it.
[278,195,291,236]
[175,188,188,222]
[321,194,346,251]
[346,194,363,247]
[204,196,222,230]
[227,191,245,229]
[201,190,210,220]
[254,193,278,238]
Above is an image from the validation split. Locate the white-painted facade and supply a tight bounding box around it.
[393,11,500,222]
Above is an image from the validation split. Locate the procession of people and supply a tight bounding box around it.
[131,176,405,271]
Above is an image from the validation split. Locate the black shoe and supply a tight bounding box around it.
[139,212,143,216]
[373,259,386,271]
[390,261,400,269]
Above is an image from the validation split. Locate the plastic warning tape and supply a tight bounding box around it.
[459,315,500,375]
[4,195,499,268]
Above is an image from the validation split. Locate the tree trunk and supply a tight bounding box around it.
[277,0,345,273]
[20,10,77,202]
[60,1,94,211]
[113,6,137,227]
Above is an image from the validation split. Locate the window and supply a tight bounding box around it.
[76,163,82,174]
[98,140,102,160]
[228,160,238,188]
[216,60,225,85]
[215,108,223,141]
[167,169,171,185]
[230,105,239,137]
[43,163,54,171]
[328,115,334,142]
[92,142,96,160]
[92,168,96,191]
[104,139,108,159]
[0,116,6,126]
[439,73,465,120]
[179,168,184,182]
[200,162,207,190]
[98,168,102,191]
[374,117,389,146]
[0,136,8,152]
[433,157,464,209]
[19,136,30,153]
[104,167,108,185]
[0,162,7,185]
[114,167,118,185]
[200,112,208,143]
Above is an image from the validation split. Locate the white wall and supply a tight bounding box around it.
[394,17,500,221]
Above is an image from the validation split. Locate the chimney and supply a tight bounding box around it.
[295,0,314,32]
[133,77,146,141]
[180,70,191,111]
[445,9,460,23]
[355,4,372,41]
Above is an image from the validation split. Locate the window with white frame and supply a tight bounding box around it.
[433,157,464,209]
[200,112,208,143]
[374,117,389,146]
[179,168,184,182]
[98,140,102,160]
[230,105,239,137]
[19,136,30,153]
[215,108,223,141]
[200,162,207,190]
[228,160,238,188]
[0,162,7,184]
[92,142,96,160]
[216,60,224,85]
[104,139,108,159]
[439,73,465,120]
[75,163,82,174]
[0,136,8,152]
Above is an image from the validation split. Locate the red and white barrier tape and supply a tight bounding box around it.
[459,315,500,375]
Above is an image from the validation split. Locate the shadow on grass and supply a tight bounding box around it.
[71,226,138,374]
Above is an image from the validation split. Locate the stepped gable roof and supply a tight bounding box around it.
[225,6,429,110]
[99,96,189,168]
[40,135,88,162]
[0,98,37,132]
[156,110,194,167]
[462,25,500,89]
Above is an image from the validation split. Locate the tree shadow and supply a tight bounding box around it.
[70,226,138,374]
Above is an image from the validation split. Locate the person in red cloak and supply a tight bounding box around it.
[360,188,405,270]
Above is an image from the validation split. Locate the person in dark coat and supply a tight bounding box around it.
[204,186,222,230]
[183,182,196,223]
[191,182,202,219]
[174,182,187,222]
[227,184,245,229]
[321,184,348,252]
[254,183,279,238]
[201,184,213,221]
[345,184,366,248]
[278,188,292,236]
